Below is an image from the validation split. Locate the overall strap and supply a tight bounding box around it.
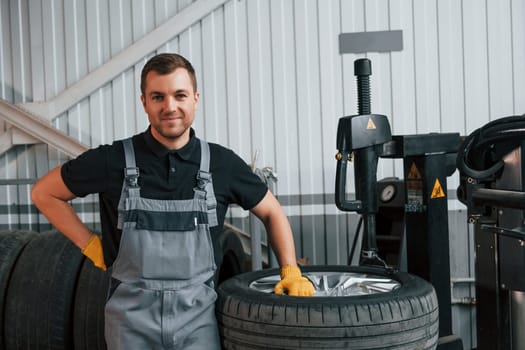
[196,139,218,227]
[122,138,140,196]
[117,138,140,229]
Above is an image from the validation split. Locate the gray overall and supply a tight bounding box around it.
[104,138,221,350]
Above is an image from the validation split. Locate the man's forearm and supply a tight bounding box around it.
[264,214,297,267]
[35,197,93,249]
[251,190,298,267]
[31,166,93,249]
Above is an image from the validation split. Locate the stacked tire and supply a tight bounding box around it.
[0,230,35,348]
[0,230,108,350]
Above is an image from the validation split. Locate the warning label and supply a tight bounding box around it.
[407,163,422,180]
[431,178,446,199]
[406,162,424,212]
[366,118,376,130]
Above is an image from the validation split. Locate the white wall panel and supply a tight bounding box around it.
[413,0,441,133]
[294,0,323,196]
[389,0,416,134]
[202,6,228,145]
[319,0,345,264]
[246,0,275,170]
[487,0,515,120]
[224,0,251,162]
[28,0,45,101]
[0,0,12,137]
[463,0,490,132]
[510,0,525,114]
[268,0,299,197]
[389,0,416,178]
[10,0,31,103]
[88,1,111,71]
[438,0,466,134]
[294,0,325,264]
[49,0,67,96]
[512,0,525,114]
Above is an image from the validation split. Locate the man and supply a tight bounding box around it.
[31,53,313,350]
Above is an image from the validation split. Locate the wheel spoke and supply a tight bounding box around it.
[249,272,400,296]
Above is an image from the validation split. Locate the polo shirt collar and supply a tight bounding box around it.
[144,127,198,160]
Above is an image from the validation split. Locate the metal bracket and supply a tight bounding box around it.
[480,224,525,241]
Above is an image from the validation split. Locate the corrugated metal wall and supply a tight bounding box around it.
[1,0,524,347]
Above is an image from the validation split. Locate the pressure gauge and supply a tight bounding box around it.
[380,184,396,203]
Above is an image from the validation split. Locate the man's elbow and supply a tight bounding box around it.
[31,182,46,208]
[31,180,57,209]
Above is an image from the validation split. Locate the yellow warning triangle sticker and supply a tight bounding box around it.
[407,163,421,180]
[431,178,446,199]
[366,118,376,130]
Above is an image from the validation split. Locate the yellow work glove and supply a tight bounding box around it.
[81,234,107,271]
[274,265,314,296]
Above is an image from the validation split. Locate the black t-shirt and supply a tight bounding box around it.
[61,127,267,266]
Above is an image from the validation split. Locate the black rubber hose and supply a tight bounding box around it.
[457,115,525,180]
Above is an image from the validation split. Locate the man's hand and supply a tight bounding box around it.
[274,265,314,296]
[81,234,107,271]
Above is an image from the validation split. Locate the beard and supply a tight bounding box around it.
[153,121,189,139]
[149,113,193,147]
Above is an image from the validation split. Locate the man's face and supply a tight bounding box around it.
[141,68,199,148]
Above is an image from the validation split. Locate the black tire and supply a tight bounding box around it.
[217,227,247,286]
[0,230,36,349]
[73,258,111,350]
[216,265,439,349]
[4,230,84,350]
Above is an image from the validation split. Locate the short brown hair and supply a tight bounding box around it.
[140,53,197,95]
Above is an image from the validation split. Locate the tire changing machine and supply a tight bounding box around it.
[456,116,525,350]
[335,58,463,349]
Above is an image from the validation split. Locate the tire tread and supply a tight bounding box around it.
[217,265,439,349]
[4,231,83,350]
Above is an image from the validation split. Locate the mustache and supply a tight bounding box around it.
[161,111,178,118]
